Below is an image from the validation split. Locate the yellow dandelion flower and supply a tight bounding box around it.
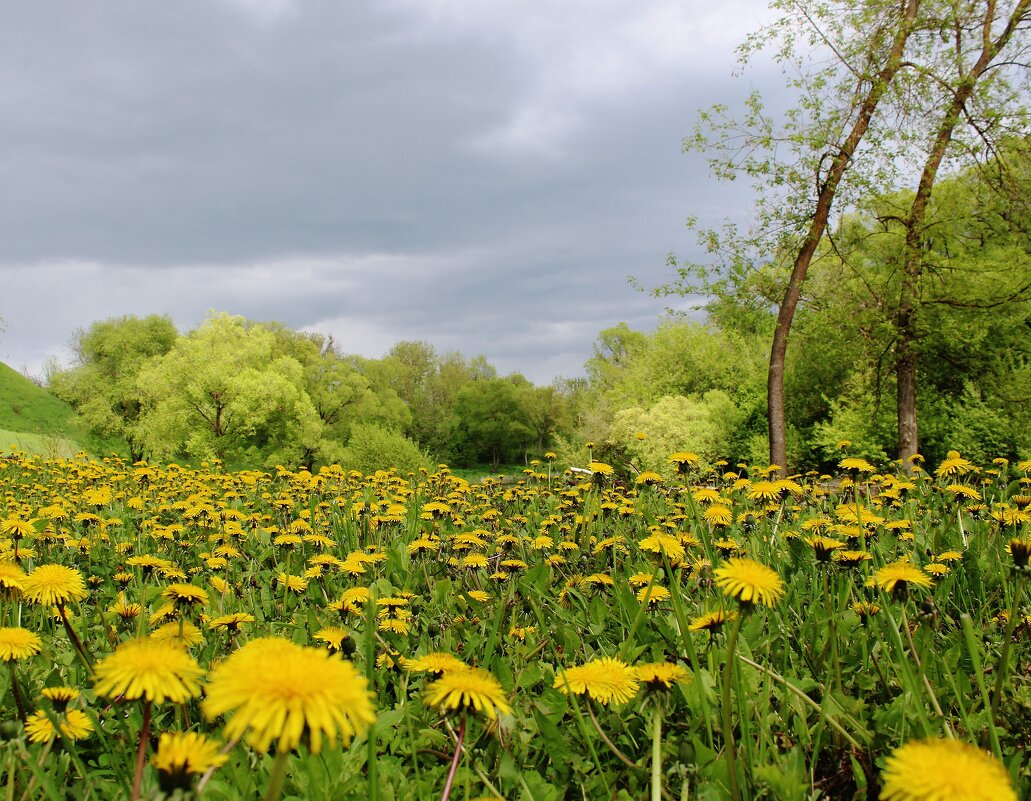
[22,564,87,607]
[714,558,785,607]
[0,561,27,593]
[24,708,94,743]
[703,505,734,526]
[93,638,204,704]
[638,533,686,562]
[208,612,255,632]
[150,621,205,648]
[634,662,690,690]
[689,608,737,633]
[425,666,511,720]
[880,738,1016,801]
[636,584,671,604]
[404,652,467,676]
[839,458,876,473]
[152,731,228,793]
[873,561,933,596]
[0,627,42,661]
[554,657,639,705]
[162,583,209,609]
[202,637,375,753]
[313,626,352,653]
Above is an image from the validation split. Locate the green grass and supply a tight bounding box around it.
[0,361,126,456]
[0,427,82,457]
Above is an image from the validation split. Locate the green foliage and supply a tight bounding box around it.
[608,392,744,474]
[339,422,432,476]
[135,312,321,465]
[449,378,534,470]
[48,315,177,461]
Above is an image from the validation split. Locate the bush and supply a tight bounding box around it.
[339,423,433,476]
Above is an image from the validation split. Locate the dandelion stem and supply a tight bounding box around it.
[651,708,663,801]
[6,663,28,724]
[440,714,466,801]
[131,699,151,801]
[899,606,952,738]
[721,612,745,801]
[585,699,640,771]
[58,603,94,674]
[262,749,290,801]
[990,576,1024,715]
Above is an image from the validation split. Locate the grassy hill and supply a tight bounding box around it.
[0,361,125,456]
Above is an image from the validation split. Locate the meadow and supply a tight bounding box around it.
[0,449,1028,801]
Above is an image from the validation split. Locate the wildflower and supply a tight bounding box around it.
[714,558,785,608]
[507,625,536,641]
[689,608,737,633]
[554,657,639,705]
[203,637,375,753]
[636,471,663,486]
[162,583,209,611]
[24,708,94,744]
[1007,538,1031,570]
[152,732,228,794]
[747,481,780,502]
[668,452,700,473]
[636,585,671,604]
[22,564,87,607]
[404,652,467,676]
[638,532,686,562]
[873,561,933,598]
[935,451,975,478]
[634,662,690,691]
[110,594,143,622]
[425,666,511,720]
[313,626,353,654]
[879,738,1015,801]
[208,612,256,632]
[839,458,876,473]
[0,561,26,594]
[703,505,734,526]
[833,550,872,568]
[852,602,881,626]
[276,572,308,592]
[589,462,614,476]
[93,638,204,704]
[151,621,205,648]
[0,627,42,661]
[806,536,845,562]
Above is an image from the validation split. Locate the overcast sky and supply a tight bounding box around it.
[0,0,780,384]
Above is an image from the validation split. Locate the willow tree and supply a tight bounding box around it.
[135,312,322,464]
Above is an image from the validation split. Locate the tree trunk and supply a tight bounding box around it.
[768,0,921,474]
[894,0,1028,465]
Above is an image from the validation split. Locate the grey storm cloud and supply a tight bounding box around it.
[0,0,780,383]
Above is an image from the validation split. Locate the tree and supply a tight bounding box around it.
[265,325,409,467]
[450,379,533,470]
[787,154,1031,465]
[670,0,925,474]
[889,1,1030,462]
[49,315,178,461]
[135,313,321,464]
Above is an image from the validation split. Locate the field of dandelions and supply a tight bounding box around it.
[0,450,1029,801]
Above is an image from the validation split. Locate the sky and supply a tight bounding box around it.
[0,0,781,385]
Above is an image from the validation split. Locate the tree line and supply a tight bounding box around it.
[47,312,570,472]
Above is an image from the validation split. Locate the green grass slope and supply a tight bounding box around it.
[0,361,125,456]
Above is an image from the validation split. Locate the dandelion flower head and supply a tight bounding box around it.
[880,738,1015,801]
[203,637,375,753]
